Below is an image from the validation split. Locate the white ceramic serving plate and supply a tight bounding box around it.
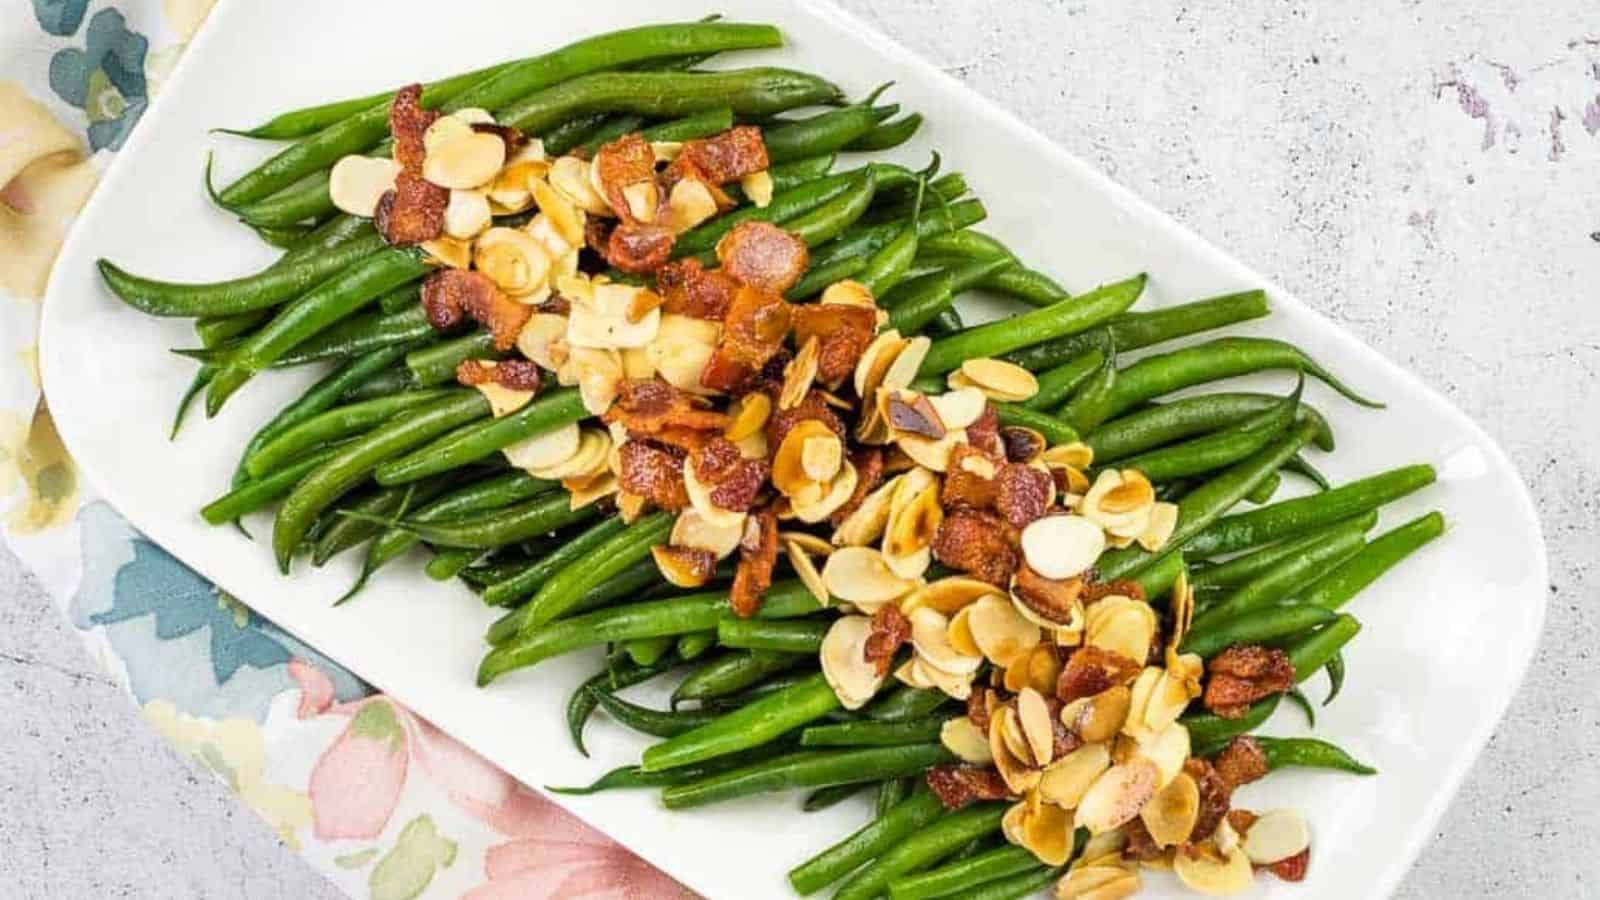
[41,1,1547,896]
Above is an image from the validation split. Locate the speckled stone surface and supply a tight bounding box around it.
[3,2,1596,897]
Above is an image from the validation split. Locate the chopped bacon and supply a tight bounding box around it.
[791,302,877,388]
[584,215,613,255]
[730,506,778,618]
[389,84,438,172]
[374,173,447,245]
[647,426,715,454]
[966,402,1003,456]
[455,358,541,392]
[1081,577,1148,604]
[617,440,690,512]
[593,133,658,223]
[863,604,911,676]
[532,295,571,316]
[701,285,793,392]
[603,379,730,436]
[606,222,676,274]
[469,121,527,154]
[690,437,769,514]
[967,687,996,733]
[1267,848,1309,882]
[1203,645,1296,719]
[420,269,530,349]
[1057,645,1142,704]
[656,258,739,320]
[931,510,1018,587]
[1013,563,1085,626]
[831,447,885,526]
[1185,757,1233,843]
[942,444,1001,510]
[716,221,809,295]
[763,389,845,452]
[668,126,769,186]
[994,463,1051,529]
[1213,736,1270,790]
[1122,819,1166,863]
[925,765,1012,810]
[1226,809,1259,835]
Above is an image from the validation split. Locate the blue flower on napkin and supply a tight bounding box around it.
[47,8,149,151]
[32,0,88,36]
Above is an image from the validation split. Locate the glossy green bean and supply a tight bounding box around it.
[863,685,951,722]
[887,845,1040,900]
[1105,384,1302,482]
[789,788,946,895]
[1189,519,1372,630]
[195,309,273,348]
[1302,511,1445,610]
[846,112,924,152]
[1087,392,1336,461]
[1005,289,1269,373]
[724,153,837,204]
[1181,605,1341,658]
[784,168,878,248]
[424,547,480,580]
[549,743,793,795]
[662,742,954,808]
[800,719,945,748]
[919,274,1146,375]
[565,558,668,618]
[1183,695,1282,748]
[339,364,414,402]
[806,783,872,812]
[1132,551,1187,602]
[273,214,376,270]
[832,804,1008,900]
[956,864,1061,900]
[566,658,675,756]
[244,388,451,478]
[677,165,879,253]
[644,673,842,772]
[1283,614,1362,681]
[858,181,926,296]
[590,689,719,738]
[1054,351,1119,434]
[1254,736,1377,775]
[200,444,346,524]
[623,635,675,667]
[804,199,987,276]
[311,476,452,566]
[717,618,829,653]
[676,630,718,661]
[1022,350,1104,411]
[878,777,914,817]
[1189,513,1378,590]
[993,404,1080,446]
[764,85,893,162]
[406,332,500,386]
[375,388,585,484]
[673,650,810,706]
[886,258,1013,334]
[1244,472,1281,505]
[514,511,673,630]
[482,515,629,612]
[382,491,597,549]
[274,303,433,367]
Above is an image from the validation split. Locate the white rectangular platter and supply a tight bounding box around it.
[39,1,1548,897]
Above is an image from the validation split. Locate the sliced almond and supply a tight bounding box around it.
[666,178,719,234]
[449,107,495,127]
[1019,800,1075,866]
[1070,685,1133,744]
[530,176,586,247]
[328,155,401,218]
[780,337,822,410]
[785,538,831,606]
[883,336,932,391]
[1042,442,1095,470]
[650,141,683,162]
[423,131,506,190]
[1136,502,1179,552]
[486,160,542,214]
[474,227,552,297]
[1085,597,1158,665]
[1102,470,1156,514]
[822,279,876,309]
[649,314,721,395]
[443,188,492,239]
[1141,669,1196,738]
[821,546,918,610]
[740,170,774,208]
[568,347,623,416]
[854,330,907,399]
[1039,741,1111,809]
[524,427,610,481]
[794,461,859,524]
[1055,863,1140,900]
[620,180,660,223]
[1241,809,1310,865]
[801,433,844,484]
[961,358,1040,402]
[940,716,994,765]
[422,116,474,155]
[831,474,899,547]
[620,346,655,381]
[652,544,716,588]
[1017,687,1056,768]
[502,421,580,471]
[947,605,982,657]
[896,428,966,473]
[1134,722,1191,790]
[548,154,611,215]
[568,282,661,350]
[928,387,988,431]
[1140,771,1200,848]
[1019,515,1106,580]
[682,456,746,530]
[516,313,569,372]
[909,607,982,677]
[568,473,618,509]
[884,482,942,559]
[1074,758,1160,836]
[724,393,772,442]
[420,236,472,269]
[1025,643,1065,696]
[1173,842,1254,896]
[820,615,887,710]
[472,375,534,418]
[902,577,1000,616]
[990,707,1042,795]
[967,593,1043,668]
[671,507,746,559]
[773,419,835,499]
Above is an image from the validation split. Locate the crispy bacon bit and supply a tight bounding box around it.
[469,121,527,154]
[791,303,877,388]
[925,765,1012,810]
[656,258,740,321]
[1000,427,1044,463]
[584,215,613,254]
[942,444,1001,510]
[374,173,447,245]
[1056,645,1142,704]
[966,402,1003,456]
[1122,819,1166,863]
[1203,645,1296,719]
[730,506,778,618]
[1081,577,1148,604]
[716,221,809,295]
[1013,564,1085,626]
[606,222,675,274]
[831,447,885,526]
[691,437,769,513]
[994,463,1051,529]
[1267,848,1310,882]
[454,358,542,392]
[593,133,658,223]
[967,687,996,732]
[1185,757,1233,843]
[863,604,911,676]
[604,379,730,436]
[421,269,530,349]
[1226,809,1259,835]
[389,84,438,172]
[617,440,690,512]
[1213,736,1270,790]
[701,285,793,392]
[532,295,571,316]
[669,126,769,186]
[931,510,1018,587]
[764,389,845,451]
[887,393,946,439]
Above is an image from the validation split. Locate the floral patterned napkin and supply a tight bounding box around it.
[1,3,691,896]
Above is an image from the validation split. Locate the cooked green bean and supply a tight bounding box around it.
[567,658,676,756]
[878,777,914,817]
[847,112,925,152]
[806,783,873,812]
[676,630,718,661]
[1189,513,1379,591]
[717,618,830,653]
[378,491,598,549]
[887,845,1040,900]
[375,387,586,484]
[674,650,810,706]
[789,788,946,895]
[1101,383,1302,482]
[514,511,673,630]
[1188,517,1372,631]
[1087,392,1336,461]
[1022,350,1104,411]
[801,719,945,748]
[311,476,452,566]
[200,444,347,525]
[1254,735,1377,775]
[1302,511,1445,610]
[919,274,1146,374]
[623,635,676,667]
[662,743,954,809]
[273,303,433,367]
[1181,604,1340,659]
[482,515,629,611]
[832,804,1008,900]
[992,404,1080,447]
[643,673,843,772]
[863,685,952,722]
[590,689,720,738]
[244,388,452,478]
[406,332,501,386]
[1005,289,1271,372]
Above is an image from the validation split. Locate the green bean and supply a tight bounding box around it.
[1132,551,1187,602]
[1005,289,1271,372]
[955,864,1061,900]
[1254,736,1377,775]
[862,173,968,225]
[982,267,1071,308]
[785,168,878,248]
[216,24,785,207]
[993,404,1080,446]
[545,52,720,153]
[424,547,481,580]
[1244,472,1281,505]
[590,689,719,738]
[864,685,952,722]
[673,650,809,706]
[274,215,377,270]
[622,635,675,668]
[566,658,675,756]
[206,249,430,414]
[1302,511,1445,610]
[1183,464,1437,558]
[406,332,501,386]
[643,673,842,772]
[375,388,586,484]
[717,618,829,653]
[243,389,452,478]
[789,788,946,895]
[887,258,1014,334]
[919,275,1146,375]
[1055,349,1119,433]
[514,511,673,630]
[833,804,1008,900]
[274,303,434,367]
[564,558,668,618]
[804,199,987,276]
[340,364,415,402]
[846,112,924,152]
[250,223,313,248]
[96,233,387,317]
[878,777,914,817]
[1087,392,1336,461]
[311,476,452,566]
[724,153,838,205]
[1189,519,1371,631]
[787,257,868,300]
[882,255,1013,309]
[662,743,954,809]
[805,783,872,812]
[1322,651,1347,705]
[375,282,422,315]
[680,166,880,254]
[918,230,1012,261]
[482,516,629,612]
[1106,383,1302,482]
[1183,695,1282,748]
[1023,350,1104,411]
[169,366,214,440]
[195,309,273,348]
[572,114,649,154]
[1189,514,1378,591]
[764,84,894,162]
[887,845,1039,900]
[801,719,946,748]
[200,444,347,525]
[858,179,926,297]
[549,743,794,796]
[639,105,739,143]
[379,491,597,549]
[676,630,718,661]
[1095,420,1324,580]
[1181,605,1341,659]
[1284,614,1362,681]
[271,390,490,570]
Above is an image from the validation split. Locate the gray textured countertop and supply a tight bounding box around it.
[4,1,1596,896]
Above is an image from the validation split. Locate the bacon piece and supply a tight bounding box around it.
[603,379,730,436]
[831,447,885,526]
[617,440,690,512]
[421,269,530,349]
[669,126,769,186]
[942,444,1001,511]
[1226,809,1259,835]
[1057,645,1142,704]
[593,133,658,223]
[863,604,911,676]
[1081,577,1148,604]
[1013,564,1085,626]
[646,426,714,454]
[606,222,675,275]
[730,506,778,618]
[584,215,614,254]
[791,302,877,388]
[1122,819,1165,863]
[1203,645,1296,719]
[967,687,996,733]
[455,358,541,392]
[994,463,1051,529]
[470,121,527,154]
[716,221,809,295]
[966,402,1003,456]
[1213,736,1270,790]
[701,285,793,392]
[532,295,571,316]
[925,765,1012,810]
[931,510,1018,587]
[389,84,438,172]
[1267,848,1310,882]
[764,390,845,452]
[1185,757,1233,843]
[374,173,446,245]
[691,437,768,514]
[656,258,739,321]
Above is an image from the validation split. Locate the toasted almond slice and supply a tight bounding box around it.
[1140,772,1200,848]
[1074,758,1160,836]
[649,314,721,395]
[1039,741,1111,809]
[443,188,492,239]
[485,160,542,214]
[1019,514,1106,580]
[1070,685,1133,744]
[329,155,401,218]
[902,577,1000,616]
[1136,502,1179,552]
[822,546,917,608]
[423,131,506,190]
[420,236,472,269]
[1173,842,1254,896]
[947,605,982,657]
[999,703,1037,766]
[928,387,988,431]
[1042,442,1095,470]
[567,347,623,416]
[666,178,719,234]
[740,170,774,207]
[831,473,900,547]
[785,538,831,606]
[781,337,822,410]
[1019,800,1075,867]
[671,508,747,559]
[990,708,1042,795]
[682,455,747,530]
[896,428,966,473]
[502,421,580,471]
[883,544,932,581]
[651,544,716,588]
[882,335,932,391]
[1017,687,1056,767]
[773,419,835,498]
[960,358,1039,402]
[549,155,611,215]
[619,180,660,223]
[821,615,888,710]
[1168,571,1196,654]
[1025,643,1064,696]
[1141,669,1195,737]
[854,330,907,399]
[530,176,586,247]
[449,107,495,126]
[821,279,876,309]
[1085,597,1158,665]
[568,282,662,350]
[884,483,942,558]
[515,313,569,372]
[1055,863,1140,900]
[801,433,844,483]
[475,227,552,297]
[1102,470,1155,514]
[725,393,772,442]
[422,116,474,154]
[795,461,859,524]
[909,607,982,677]
[1135,722,1190,790]
[566,472,618,509]
[967,593,1042,668]
[525,427,610,480]
[472,374,535,418]
[1241,809,1310,865]
[781,532,833,557]
[619,346,655,381]
[895,657,932,690]
[940,716,993,765]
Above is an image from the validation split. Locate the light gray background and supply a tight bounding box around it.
[4,1,1597,897]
